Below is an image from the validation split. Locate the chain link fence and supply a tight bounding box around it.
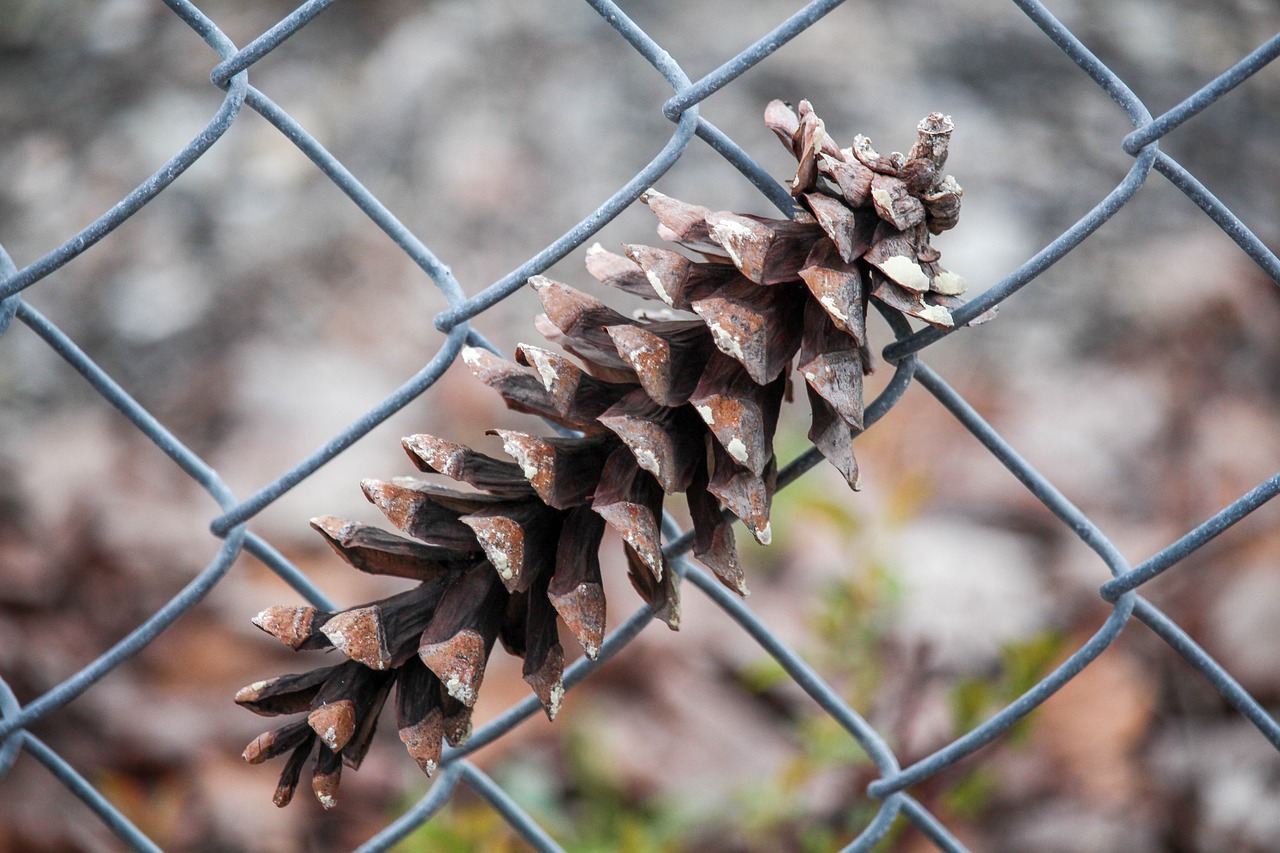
[2,0,1280,850]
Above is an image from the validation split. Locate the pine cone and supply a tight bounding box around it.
[237,101,985,808]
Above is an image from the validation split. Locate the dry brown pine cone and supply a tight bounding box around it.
[236,100,983,808]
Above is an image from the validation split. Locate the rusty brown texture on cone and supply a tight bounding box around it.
[235,668,335,717]
[319,581,448,670]
[401,434,534,497]
[516,343,635,423]
[395,657,444,775]
[605,320,712,407]
[592,445,667,580]
[489,430,613,509]
[311,747,343,810]
[238,101,988,806]
[548,505,607,658]
[360,477,488,551]
[251,605,335,651]
[417,566,507,706]
[272,738,312,807]
[310,514,475,581]
[242,719,313,766]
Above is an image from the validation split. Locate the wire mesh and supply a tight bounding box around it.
[1,0,1279,850]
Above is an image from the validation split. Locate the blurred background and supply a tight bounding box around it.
[2,0,1280,850]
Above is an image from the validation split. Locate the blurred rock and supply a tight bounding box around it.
[1204,557,1280,698]
[1149,720,1280,853]
[884,519,1051,673]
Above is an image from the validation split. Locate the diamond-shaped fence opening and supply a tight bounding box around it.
[2,1,1280,850]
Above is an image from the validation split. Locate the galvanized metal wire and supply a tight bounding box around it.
[2,0,1279,850]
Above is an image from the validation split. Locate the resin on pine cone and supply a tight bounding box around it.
[237,101,985,808]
